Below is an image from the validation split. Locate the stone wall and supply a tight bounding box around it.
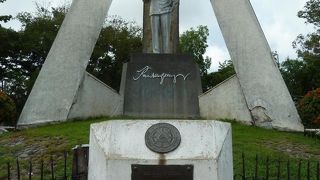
[199,75,252,124]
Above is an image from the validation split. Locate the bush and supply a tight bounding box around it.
[298,88,320,127]
[0,91,17,126]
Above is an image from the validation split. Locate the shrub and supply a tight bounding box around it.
[0,91,17,126]
[298,88,320,127]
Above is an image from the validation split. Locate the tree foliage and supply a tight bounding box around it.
[179,25,211,76]
[0,91,16,126]
[297,0,320,27]
[0,0,12,23]
[280,58,320,99]
[298,88,320,127]
[282,0,320,101]
[87,16,142,91]
[0,5,142,122]
[293,0,319,64]
[202,60,235,92]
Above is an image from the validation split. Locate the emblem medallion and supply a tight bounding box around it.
[145,123,181,153]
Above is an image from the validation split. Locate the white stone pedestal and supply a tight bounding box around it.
[88,120,233,180]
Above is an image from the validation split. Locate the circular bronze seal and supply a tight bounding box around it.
[145,123,181,153]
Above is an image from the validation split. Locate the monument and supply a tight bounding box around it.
[14,0,306,178]
[17,0,303,130]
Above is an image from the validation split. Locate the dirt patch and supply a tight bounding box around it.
[0,135,69,161]
[264,140,320,160]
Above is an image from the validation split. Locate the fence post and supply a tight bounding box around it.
[72,144,89,180]
[277,159,281,180]
[40,160,44,180]
[317,161,319,180]
[7,162,10,180]
[307,160,310,180]
[266,156,269,180]
[297,160,301,180]
[51,156,55,180]
[242,153,246,180]
[287,160,290,180]
[29,160,32,180]
[64,151,67,180]
[255,154,258,180]
[16,158,20,180]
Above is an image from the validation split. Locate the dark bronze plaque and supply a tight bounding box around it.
[145,123,181,153]
[131,165,193,180]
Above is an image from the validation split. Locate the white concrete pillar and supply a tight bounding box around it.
[210,0,303,131]
[18,0,113,126]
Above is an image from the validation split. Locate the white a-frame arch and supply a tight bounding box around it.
[18,0,303,131]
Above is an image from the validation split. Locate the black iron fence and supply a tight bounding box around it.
[5,153,68,180]
[2,145,89,180]
[234,153,320,180]
[304,126,320,142]
[2,149,320,179]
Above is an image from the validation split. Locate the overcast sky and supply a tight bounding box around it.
[0,0,315,71]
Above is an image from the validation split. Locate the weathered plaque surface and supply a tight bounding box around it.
[145,123,181,153]
[122,53,202,118]
[131,165,193,180]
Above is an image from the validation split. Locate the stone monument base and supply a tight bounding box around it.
[88,120,233,180]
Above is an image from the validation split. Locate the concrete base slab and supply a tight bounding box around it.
[88,120,233,180]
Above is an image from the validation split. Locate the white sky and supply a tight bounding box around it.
[0,0,315,71]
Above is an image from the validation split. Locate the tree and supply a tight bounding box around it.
[179,25,211,76]
[87,16,142,91]
[0,0,12,24]
[280,59,307,98]
[293,0,320,74]
[0,91,16,126]
[0,4,143,121]
[297,0,320,27]
[202,60,235,91]
[297,88,320,127]
[283,0,320,101]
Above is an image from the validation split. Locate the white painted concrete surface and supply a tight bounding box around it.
[88,120,233,180]
[199,75,252,124]
[210,0,304,131]
[68,72,123,119]
[18,0,113,126]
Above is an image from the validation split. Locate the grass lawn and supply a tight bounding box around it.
[0,118,319,179]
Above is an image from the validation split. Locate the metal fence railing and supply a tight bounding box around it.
[2,147,320,180]
[234,153,320,180]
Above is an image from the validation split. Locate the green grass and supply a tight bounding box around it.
[0,118,319,179]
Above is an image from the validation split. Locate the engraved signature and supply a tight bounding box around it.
[133,66,190,85]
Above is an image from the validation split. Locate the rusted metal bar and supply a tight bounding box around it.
[287,160,290,180]
[51,156,55,180]
[29,160,32,180]
[277,159,281,180]
[317,161,320,180]
[7,162,10,180]
[16,158,20,180]
[266,156,269,180]
[254,154,258,180]
[64,151,67,180]
[307,160,310,180]
[297,160,301,180]
[242,153,246,180]
[40,160,44,180]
